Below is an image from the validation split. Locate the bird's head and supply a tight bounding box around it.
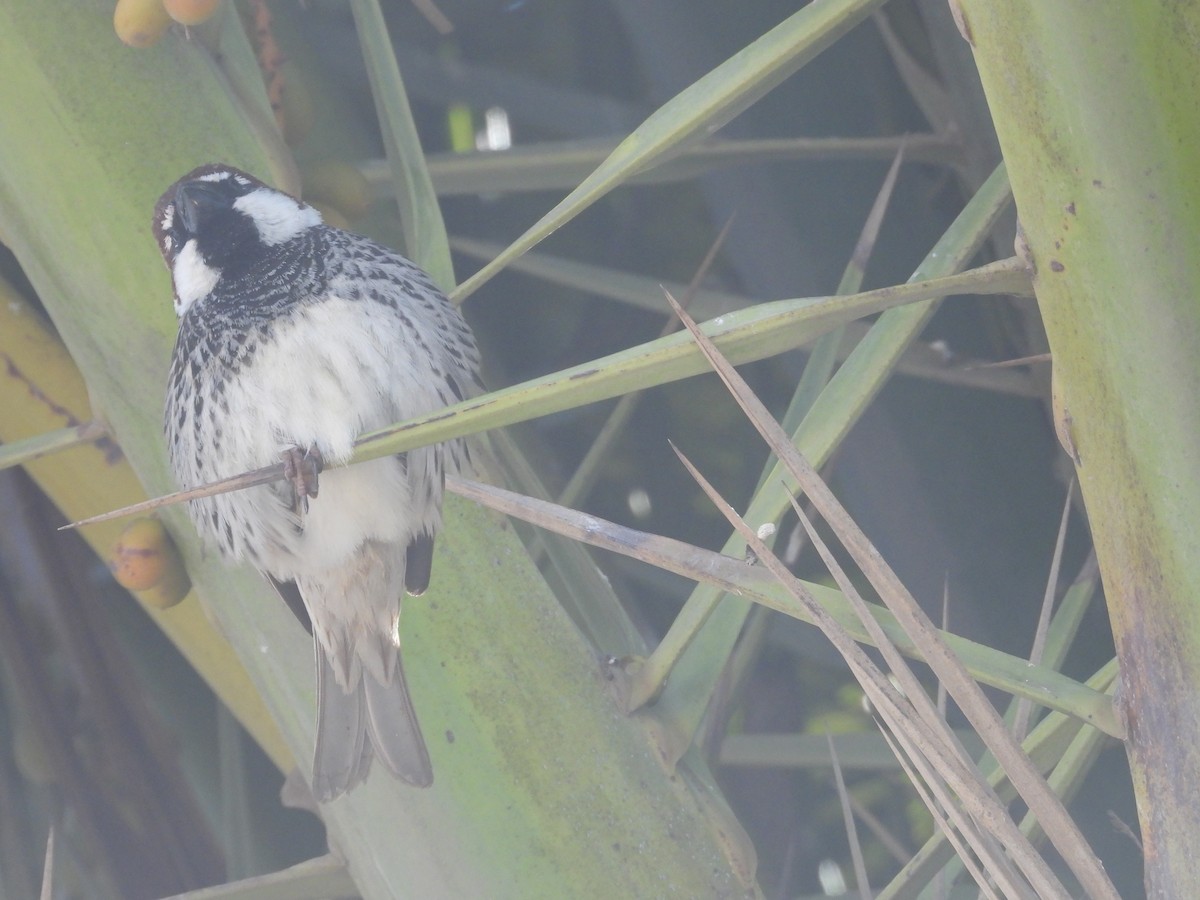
[153,164,322,316]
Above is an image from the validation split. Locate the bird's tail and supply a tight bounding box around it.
[311,641,433,802]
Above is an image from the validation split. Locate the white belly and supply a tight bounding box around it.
[177,296,445,579]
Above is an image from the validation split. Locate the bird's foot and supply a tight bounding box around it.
[282,444,324,514]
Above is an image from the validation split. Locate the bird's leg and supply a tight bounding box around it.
[282,444,324,514]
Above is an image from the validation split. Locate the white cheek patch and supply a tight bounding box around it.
[172,240,222,316]
[233,189,322,245]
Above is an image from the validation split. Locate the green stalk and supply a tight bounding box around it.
[958,2,1200,895]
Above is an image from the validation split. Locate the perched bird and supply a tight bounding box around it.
[155,163,481,801]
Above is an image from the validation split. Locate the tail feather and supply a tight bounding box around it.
[363,654,433,787]
[302,540,435,800]
[312,642,372,802]
[311,641,433,801]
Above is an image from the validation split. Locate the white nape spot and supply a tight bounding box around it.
[198,170,236,183]
[159,205,174,233]
[233,188,322,245]
[172,240,221,316]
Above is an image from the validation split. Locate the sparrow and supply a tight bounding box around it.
[155,163,481,801]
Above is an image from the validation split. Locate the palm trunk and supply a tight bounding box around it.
[959,2,1200,895]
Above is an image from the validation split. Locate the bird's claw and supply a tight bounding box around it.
[282,445,324,515]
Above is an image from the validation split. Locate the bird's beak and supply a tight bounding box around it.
[175,182,225,235]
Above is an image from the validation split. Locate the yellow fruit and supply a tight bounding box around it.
[113,0,172,48]
[163,0,222,26]
[302,161,373,220]
[137,560,192,611]
[109,518,190,608]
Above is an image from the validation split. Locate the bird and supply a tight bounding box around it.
[155,163,481,801]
